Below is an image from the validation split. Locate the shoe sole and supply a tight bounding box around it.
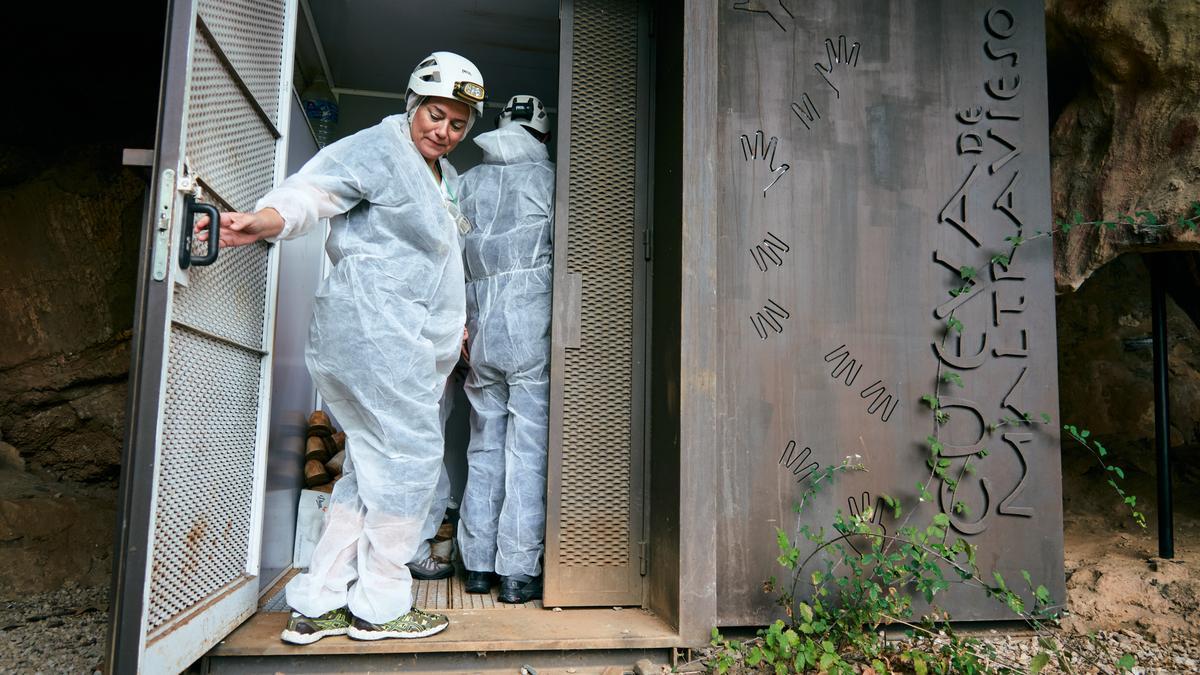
[280,627,348,645]
[498,581,544,604]
[498,591,542,604]
[347,621,448,640]
[408,568,455,581]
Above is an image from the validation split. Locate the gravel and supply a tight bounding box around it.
[687,626,1200,674]
[895,627,1200,675]
[0,584,108,674]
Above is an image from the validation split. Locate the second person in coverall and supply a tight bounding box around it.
[456,95,556,603]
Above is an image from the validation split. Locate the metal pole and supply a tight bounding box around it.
[1150,258,1174,559]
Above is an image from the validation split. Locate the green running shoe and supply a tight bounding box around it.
[280,607,352,645]
[347,607,449,640]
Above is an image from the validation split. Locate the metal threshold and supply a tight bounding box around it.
[208,607,682,656]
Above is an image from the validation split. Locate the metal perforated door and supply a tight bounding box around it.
[107,0,297,672]
[545,0,650,607]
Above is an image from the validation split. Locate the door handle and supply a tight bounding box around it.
[179,194,221,269]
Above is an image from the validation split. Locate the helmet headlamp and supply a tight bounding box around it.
[454,81,486,105]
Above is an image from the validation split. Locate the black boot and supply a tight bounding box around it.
[464,570,498,594]
[498,574,543,603]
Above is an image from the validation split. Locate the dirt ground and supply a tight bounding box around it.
[1058,441,1200,645]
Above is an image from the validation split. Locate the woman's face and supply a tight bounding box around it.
[410,97,472,163]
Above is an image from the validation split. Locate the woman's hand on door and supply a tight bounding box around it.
[194,208,285,248]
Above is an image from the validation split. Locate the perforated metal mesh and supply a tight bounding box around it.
[187,25,279,213]
[145,0,286,639]
[173,242,271,349]
[559,0,639,568]
[197,0,286,125]
[147,328,262,634]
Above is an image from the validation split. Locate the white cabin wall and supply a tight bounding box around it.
[259,93,324,592]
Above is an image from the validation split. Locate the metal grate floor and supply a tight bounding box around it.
[260,566,542,612]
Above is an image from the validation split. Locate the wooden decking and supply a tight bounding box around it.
[220,567,682,656]
[212,606,679,656]
[258,567,542,612]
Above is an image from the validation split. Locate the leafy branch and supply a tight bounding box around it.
[1051,202,1200,236]
[1063,425,1147,529]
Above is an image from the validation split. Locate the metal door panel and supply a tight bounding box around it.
[107,0,297,671]
[545,0,650,607]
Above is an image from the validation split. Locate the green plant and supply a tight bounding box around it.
[703,204,1185,674]
[1063,425,1147,529]
[1051,202,1200,236]
[707,456,1141,673]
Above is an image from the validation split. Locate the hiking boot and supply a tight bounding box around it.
[464,570,499,594]
[347,607,449,640]
[407,555,454,580]
[498,574,543,604]
[279,606,351,645]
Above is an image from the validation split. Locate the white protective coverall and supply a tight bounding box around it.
[410,376,457,564]
[261,114,466,624]
[411,181,469,567]
[456,126,555,577]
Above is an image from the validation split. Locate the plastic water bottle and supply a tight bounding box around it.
[301,78,338,147]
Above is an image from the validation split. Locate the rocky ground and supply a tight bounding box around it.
[0,469,112,674]
[0,584,107,675]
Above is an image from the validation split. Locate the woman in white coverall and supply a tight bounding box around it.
[195,52,484,643]
[456,95,555,603]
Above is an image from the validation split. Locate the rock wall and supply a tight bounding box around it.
[0,146,141,594]
[1046,0,1200,291]
[0,0,163,596]
[1047,1,1200,461]
[0,146,144,483]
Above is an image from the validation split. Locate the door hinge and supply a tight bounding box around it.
[639,540,649,576]
[151,168,176,281]
[642,228,652,261]
[175,160,205,200]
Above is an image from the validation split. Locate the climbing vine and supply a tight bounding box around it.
[702,205,1199,674]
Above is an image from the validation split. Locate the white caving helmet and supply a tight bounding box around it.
[497,95,551,136]
[406,51,487,130]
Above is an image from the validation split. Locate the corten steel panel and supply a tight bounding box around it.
[676,1,721,643]
[714,0,1064,624]
[546,0,648,606]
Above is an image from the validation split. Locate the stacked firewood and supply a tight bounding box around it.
[303,410,346,493]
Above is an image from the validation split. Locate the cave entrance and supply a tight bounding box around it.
[106,0,675,672]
